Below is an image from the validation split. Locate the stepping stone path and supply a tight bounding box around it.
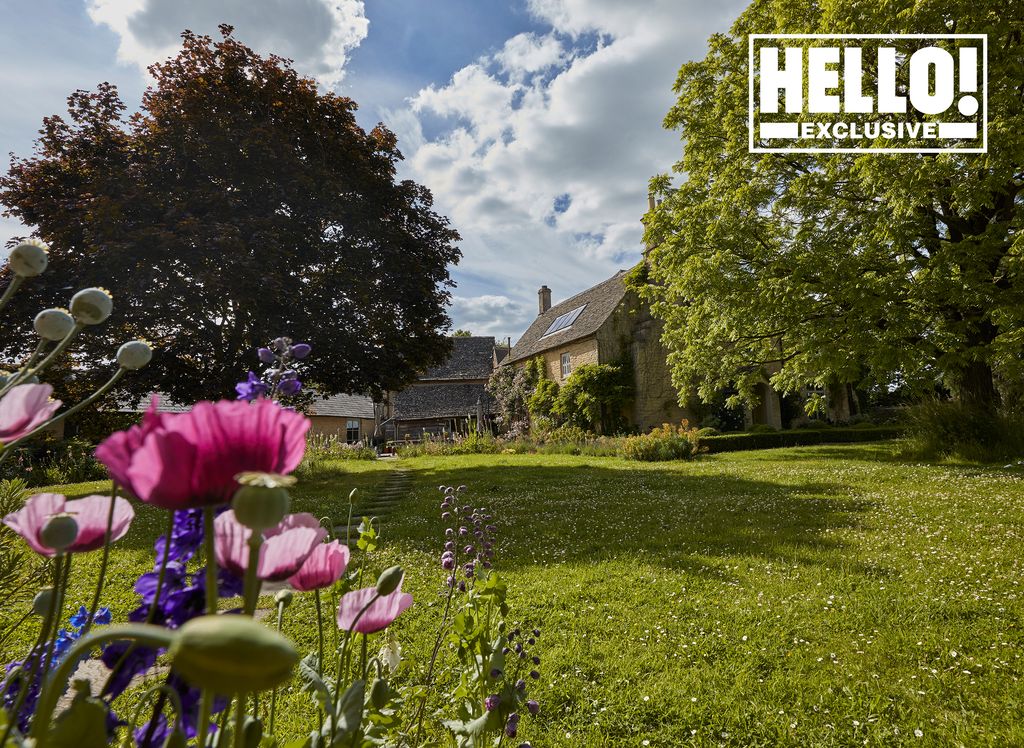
[334,467,412,544]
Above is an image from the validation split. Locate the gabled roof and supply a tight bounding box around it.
[119,391,375,419]
[310,393,375,419]
[420,336,497,380]
[506,271,628,364]
[392,383,494,420]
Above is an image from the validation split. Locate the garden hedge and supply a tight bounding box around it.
[699,427,903,453]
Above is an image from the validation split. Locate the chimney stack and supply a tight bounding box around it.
[538,285,552,314]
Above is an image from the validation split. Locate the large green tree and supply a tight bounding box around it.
[637,0,1023,413]
[0,26,460,404]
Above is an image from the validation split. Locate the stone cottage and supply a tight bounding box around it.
[504,270,694,432]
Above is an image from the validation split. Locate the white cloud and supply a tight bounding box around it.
[386,0,746,343]
[495,32,565,77]
[450,294,533,341]
[85,0,368,88]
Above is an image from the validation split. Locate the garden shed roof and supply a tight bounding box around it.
[392,383,494,421]
[419,336,498,381]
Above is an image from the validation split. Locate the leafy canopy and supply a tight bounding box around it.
[0,25,461,404]
[636,0,1023,412]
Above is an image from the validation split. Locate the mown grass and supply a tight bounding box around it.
[3,444,1023,746]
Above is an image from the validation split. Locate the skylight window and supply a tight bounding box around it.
[542,304,586,337]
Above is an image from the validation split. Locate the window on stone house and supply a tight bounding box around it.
[345,419,360,443]
[560,352,571,379]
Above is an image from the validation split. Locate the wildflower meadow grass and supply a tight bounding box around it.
[4,443,1023,746]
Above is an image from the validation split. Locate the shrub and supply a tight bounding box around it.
[748,423,779,434]
[904,400,1024,461]
[621,422,702,462]
[0,437,108,487]
[552,362,633,433]
[396,431,502,457]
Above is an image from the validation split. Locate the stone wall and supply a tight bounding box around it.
[536,336,600,383]
[308,415,376,441]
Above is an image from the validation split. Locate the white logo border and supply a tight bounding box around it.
[747,33,988,154]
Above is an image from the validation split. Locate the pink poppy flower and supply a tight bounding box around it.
[3,492,134,557]
[289,540,349,592]
[95,397,310,510]
[336,582,413,634]
[214,510,327,582]
[0,384,61,444]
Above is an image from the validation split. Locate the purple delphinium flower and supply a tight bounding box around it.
[526,700,539,715]
[484,694,501,711]
[505,713,520,738]
[277,378,302,396]
[290,343,311,359]
[235,371,268,401]
[257,347,276,364]
[4,605,114,732]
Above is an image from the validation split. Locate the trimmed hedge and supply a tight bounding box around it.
[700,427,903,453]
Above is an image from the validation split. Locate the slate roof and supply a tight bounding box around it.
[392,383,494,421]
[506,270,628,364]
[420,336,497,380]
[120,391,375,419]
[309,393,375,419]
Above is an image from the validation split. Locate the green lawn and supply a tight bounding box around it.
[4,444,1024,746]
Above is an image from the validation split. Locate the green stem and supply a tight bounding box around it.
[31,625,176,746]
[0,323,83,399]
[268,600,285,735]
[232,696,246,748]
[39,554,70,681]
[4,367,126,453]
[100,510,175,698]
[197,506,220,747]
[0,275,24,316]
[203,507,218,615]
[242,533,262,617]
[80,483,120,638]
[314,588,324,725]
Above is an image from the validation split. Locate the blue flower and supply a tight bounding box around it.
[69,605,90,629]
[235,371,269,401]
[93,607,113,626]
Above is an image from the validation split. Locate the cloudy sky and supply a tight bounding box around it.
[0,0,745,342]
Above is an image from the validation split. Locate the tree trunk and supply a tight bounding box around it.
[951,360,1001,412]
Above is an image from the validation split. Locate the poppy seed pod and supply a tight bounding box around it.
[231,484,291,531]
[40,513,78,552]
[168,615,299,694]
[274,589,293,608]
[33,308,75,341]
[375,565,404,596]
[32,587,55,617]
[370,677,389,710]
[69,287,113,325]
[9,240,48,277]
[116,340,153,370]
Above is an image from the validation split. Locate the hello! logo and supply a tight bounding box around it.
[749,34,987,153]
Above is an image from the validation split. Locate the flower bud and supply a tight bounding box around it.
[40,513,78,552]
[274,589,293,608]
[370,677,389,710]
[69,287,113,325]
[33,308,74,341]
[231,484,290,531]
[257,347,276,364]
[32,587,55,617]
[277,378,301,396]
[116,340,152,370]
[168,614,299,694]
[9,240,48,277]
[290,343,311,359]
[375,566,404,596]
